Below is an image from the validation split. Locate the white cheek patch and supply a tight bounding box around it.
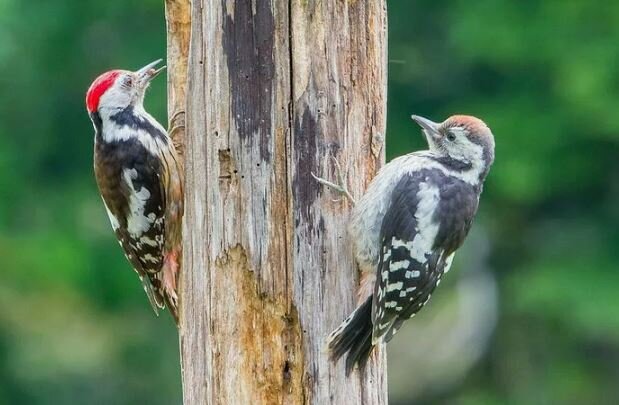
[123,168,156,238]
[99,83,133,111]
[449,129,485,170]
[461,139,484,162]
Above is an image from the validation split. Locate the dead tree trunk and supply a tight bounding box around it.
[167,1,388,403]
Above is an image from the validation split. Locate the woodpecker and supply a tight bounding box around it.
[321,114,495,374]
[86,60,183,323]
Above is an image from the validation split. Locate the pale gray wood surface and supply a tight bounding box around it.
[170,1,388,403]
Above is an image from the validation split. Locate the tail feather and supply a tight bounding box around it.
[139,275,163,316]
[140,274,179,325]
[164,295,179,325]
[327,297,375,375]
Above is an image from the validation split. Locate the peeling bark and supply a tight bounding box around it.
[173,0,388,403]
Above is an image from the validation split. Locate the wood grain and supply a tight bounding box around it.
[172,1,388,403]
[165,0,190,159]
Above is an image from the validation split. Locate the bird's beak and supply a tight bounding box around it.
[411,115,441,141]
[136,59,166,87]
[411,115,443,151]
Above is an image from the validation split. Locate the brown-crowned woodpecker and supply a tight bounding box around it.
[322,114,495,374]
[86,60,183,323]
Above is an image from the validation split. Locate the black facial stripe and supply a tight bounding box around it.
[439,123,494,179]
[110,106,168,143]
[428,155,472,172]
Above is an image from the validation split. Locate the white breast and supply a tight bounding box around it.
[349,153,427,270]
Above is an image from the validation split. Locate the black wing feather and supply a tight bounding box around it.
[372,170,479,342]
[328,168,481,372]
[95,138,166,312]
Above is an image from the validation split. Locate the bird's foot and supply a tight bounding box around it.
[311,156,356,204]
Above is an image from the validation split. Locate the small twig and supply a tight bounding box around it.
[311,156,356,204]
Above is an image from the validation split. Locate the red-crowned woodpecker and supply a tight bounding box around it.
[86,60,183,323]
[321,115,495,374]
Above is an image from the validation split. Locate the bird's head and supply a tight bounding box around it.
[86,59,165,115]
[411,114,495,172]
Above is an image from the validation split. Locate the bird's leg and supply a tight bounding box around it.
[312,156,356,204]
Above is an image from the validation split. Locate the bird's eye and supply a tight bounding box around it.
[446,132,456,141]
[123,76,133,87]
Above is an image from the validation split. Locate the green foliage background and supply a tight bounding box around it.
[1,1,618,403]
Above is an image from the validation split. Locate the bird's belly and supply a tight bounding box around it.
[348,155,423,272]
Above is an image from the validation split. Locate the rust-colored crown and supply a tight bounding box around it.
[444,115,489,134]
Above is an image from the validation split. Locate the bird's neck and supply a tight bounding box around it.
[95,104,168,146]
[99,104,143,126]
[425,151,488,187]
[469,155,490,183]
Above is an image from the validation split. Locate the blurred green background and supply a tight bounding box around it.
[0,0,618,404]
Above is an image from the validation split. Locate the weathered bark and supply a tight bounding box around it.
[165,0,191,158]
[170,1,388,404]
